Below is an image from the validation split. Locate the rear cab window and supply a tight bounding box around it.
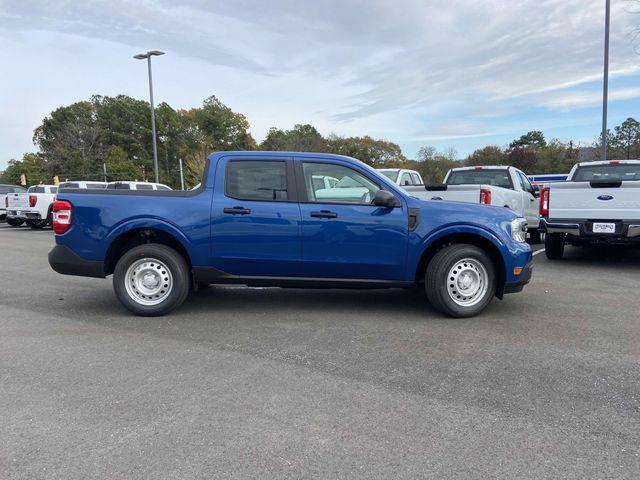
[225,161,288,201]
[446,169,513,189]
[572,164,640,182]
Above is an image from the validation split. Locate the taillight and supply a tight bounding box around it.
[539,187,550,216]
[29,195,37,207]
[479,188,492,204]
[52,200,72,234]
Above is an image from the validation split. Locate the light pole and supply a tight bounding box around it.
[134,50,165,183]
[601,0,610,161]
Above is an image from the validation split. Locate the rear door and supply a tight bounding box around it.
[296,158,408,280]
[210,156,302,276]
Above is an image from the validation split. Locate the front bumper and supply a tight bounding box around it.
[503,261,533,294]
[540,218,640,242]
[48,245,105,278]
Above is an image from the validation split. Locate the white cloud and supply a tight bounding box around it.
[541,86,640,110]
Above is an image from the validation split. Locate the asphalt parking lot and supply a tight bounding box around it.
[1,223,639,479]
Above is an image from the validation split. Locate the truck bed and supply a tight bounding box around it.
[549,181,640,220]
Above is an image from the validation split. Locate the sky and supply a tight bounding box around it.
[1,0,639,169]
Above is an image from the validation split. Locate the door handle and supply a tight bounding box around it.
[223,206,251,215]
[310,210,337,219]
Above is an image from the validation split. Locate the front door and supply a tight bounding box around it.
[296,159,408,280]
[210,157,302,277]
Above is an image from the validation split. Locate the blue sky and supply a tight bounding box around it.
[1,0,639,170]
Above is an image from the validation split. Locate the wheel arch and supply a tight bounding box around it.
[104,221,192,276]
[415,230,507,298]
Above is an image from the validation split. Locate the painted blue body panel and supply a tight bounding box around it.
[54,151,532,285]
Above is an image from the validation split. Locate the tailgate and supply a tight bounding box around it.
[549,182,640,220]
[406,185,481,203]
[7,192,29,209]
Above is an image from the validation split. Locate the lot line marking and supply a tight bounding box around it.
[533,249,546,256]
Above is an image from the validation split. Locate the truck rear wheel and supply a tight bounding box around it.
[545,233,565,260]
[113,244,190,316]
[7,218,24,227]
[28,219,48,229]
[425,244,496,318]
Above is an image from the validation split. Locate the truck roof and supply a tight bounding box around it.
[208,151,358,163]
[450,165,511,171]
[573,159,640,167]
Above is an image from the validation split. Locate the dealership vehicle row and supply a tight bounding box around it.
[3,155,639,320]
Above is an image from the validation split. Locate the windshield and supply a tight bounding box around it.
[446,170,512,189]
[572,164,640,182]
[378,170,399,182]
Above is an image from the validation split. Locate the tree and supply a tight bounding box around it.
[465,146,504,166]
[509,131,547,149]
[326,134,406,167]
[0,153,48,185]
[409,146,460,183]
[104,146,141,181]
[611,117,640,159]
[260,124,326,152]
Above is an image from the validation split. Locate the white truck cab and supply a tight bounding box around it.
[405,166,541,241]
[541,160,640,259]
[377,168,424,187]
[58,181,108,190]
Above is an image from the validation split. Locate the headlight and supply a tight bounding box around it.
[511,218,528,243]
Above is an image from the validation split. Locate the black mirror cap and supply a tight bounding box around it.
[373,189,400,208]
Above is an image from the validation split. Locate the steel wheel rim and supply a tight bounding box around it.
[446,258,488,307]
[124,258,173,306]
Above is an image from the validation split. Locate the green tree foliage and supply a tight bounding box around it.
[326,134,406,167]
[611,117,640,159]
[260,124,327,152]
[104,145,141,181]
[0,153,48,185]
[465,146,505,166]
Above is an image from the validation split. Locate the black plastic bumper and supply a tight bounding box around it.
[503,261,533,294]
[48,245,105,278]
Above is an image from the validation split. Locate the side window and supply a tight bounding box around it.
[156,185,171,191]
[410,173,423,185]
[226,161,288,201]
[518,172,534,195]
[302,162,380,205]
[115,183,131,190]
[400,172,413,186]
[50,187,58,194]
[137,184,153,190]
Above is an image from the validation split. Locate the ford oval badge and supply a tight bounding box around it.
[597,194,614,201]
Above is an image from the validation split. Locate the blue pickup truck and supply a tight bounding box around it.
[48,151,532,317]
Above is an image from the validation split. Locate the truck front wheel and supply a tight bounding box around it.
[545,233,565,260]
[113,244,190,316]
[425,244,496,318]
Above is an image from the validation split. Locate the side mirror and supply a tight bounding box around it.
[373,189,399,208]
[532,184,540,198]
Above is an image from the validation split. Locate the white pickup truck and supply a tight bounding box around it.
[377,168,425,187]
[405,166,541,241]
[1,184,27,223]
[6,184,58,229]
[541,160,640,259]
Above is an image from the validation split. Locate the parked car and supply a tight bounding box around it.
[1,184,27,223]
[106,181,172,191]
[377,168,425,187]
[406,166,542,242]
[6,184,58,229]
[48,152,532,318]
[540,160,640,259]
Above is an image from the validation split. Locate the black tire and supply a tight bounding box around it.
[425,244,496,318]
[28,219,48,229]
[6,218,24,227]
[113,244,190,316]
[545,233,565,260]
[528,229,542,244]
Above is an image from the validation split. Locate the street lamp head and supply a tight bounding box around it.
[133,51,165,60]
